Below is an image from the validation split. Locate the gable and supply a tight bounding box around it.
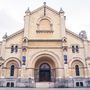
[28,5,62,40]
[31,5,59,15]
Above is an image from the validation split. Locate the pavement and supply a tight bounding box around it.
[0,88,90,90]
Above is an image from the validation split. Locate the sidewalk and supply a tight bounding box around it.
[0,88,90,90]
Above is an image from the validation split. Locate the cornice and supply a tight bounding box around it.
[36,30,54,33]
[6,29,24,40]
[66,29,90,42]
[28,39,62,42]
[66,29,84,41]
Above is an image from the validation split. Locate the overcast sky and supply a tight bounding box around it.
[0,0,90,40]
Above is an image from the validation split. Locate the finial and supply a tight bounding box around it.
[43,2,46,16]
[59,8,64,14]
[43,2,46,6]
[79,30,87,40]
[2,33,7,40]
[25,8,31,15]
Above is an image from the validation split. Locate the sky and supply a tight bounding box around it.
[0,0,90,40]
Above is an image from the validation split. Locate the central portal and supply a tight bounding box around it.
[39,63,51,82]
[34,56,56,82]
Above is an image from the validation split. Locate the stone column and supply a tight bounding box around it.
[63,51,68,78]
[83,40,88,77]
[21,65,26,78]
[62,39,68,78]
[1,65,5,78]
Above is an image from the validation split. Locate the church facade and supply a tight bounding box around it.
[0,2,90,88]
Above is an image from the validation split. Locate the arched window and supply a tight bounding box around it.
[72,45,75,53]
[75,65,80,76]
[11,45,14,53]
[15,45,18,53]
[10,65,15,76]
[76,45,79,53]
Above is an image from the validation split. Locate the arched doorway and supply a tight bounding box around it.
[39,63,51,82]
[34,56,56,82]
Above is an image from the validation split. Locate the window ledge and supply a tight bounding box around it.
[36,30,54,33]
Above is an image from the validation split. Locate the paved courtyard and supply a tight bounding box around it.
[0,88,90,90]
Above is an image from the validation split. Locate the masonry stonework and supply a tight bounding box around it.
[0,3,90,88]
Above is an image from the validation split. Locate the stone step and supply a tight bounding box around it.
[36,82,54,88]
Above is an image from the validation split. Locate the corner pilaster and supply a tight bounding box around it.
[24,8,31,39]
[59,8,66,38]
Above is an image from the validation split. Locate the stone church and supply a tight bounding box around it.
[0,2,90,88]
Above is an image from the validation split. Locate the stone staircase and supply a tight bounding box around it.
[36,82,54,88]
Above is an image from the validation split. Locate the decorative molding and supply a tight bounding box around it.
[36,30,53,33]
[27,47,62,49]
[66,29,84,41]
[62,46,68,51]
[0,57,4,60]
[3,57,21,67]
[30,50,61,68]
[72,57,82,60]
[61,37,67,42]
[28,39,62,42]
[22,46,27,52]
[6,29,24,40]
[5,46,84,50]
